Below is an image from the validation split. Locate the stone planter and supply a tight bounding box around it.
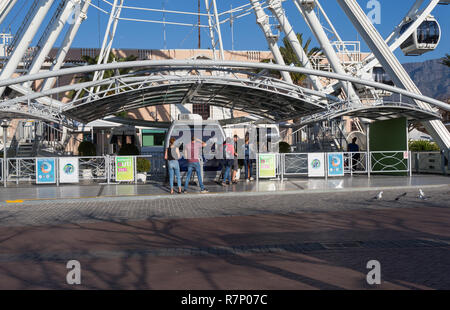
[137,172,147,183]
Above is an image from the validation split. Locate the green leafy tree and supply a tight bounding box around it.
[409,140,440,151]
[136,158,151,173]
[260,33,321,85]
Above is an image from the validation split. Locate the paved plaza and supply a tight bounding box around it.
[0,175,449,289]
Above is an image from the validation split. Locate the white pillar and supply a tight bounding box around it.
[249,0,293,84]
[295,0,360,103]
[0,0,19,26]
[25,0,82,87]
[0,0,56,97]
[337,0,450,152]
[42,0,91,91]
[267,0,322,91]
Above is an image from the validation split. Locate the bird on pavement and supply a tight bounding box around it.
[418,189,430,200]
[372,191,383,200]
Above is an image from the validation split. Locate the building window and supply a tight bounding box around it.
[142,130,166,147]
[192,103,210,120]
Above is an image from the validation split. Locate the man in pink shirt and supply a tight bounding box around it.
[183,136,208,193]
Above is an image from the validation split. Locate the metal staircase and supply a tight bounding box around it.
[294,119,349,153]
[9,120,80,157]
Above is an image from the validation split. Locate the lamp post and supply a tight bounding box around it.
[1,119,10,188]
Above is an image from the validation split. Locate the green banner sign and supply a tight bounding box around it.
[115,156,135,182]
[258,153,277,178]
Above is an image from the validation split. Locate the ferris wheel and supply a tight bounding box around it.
[0,0,449,151]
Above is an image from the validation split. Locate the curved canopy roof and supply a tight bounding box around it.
[63,77,328,123]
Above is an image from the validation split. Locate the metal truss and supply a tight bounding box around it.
[0,0,448,151]
[0,60,447,125]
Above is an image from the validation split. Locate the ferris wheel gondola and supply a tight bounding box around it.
[399,15,441,56]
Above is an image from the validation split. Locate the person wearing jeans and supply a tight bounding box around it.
[183,136,208,193]
[222,137,234,186]
[185,161,206,192]
[244,135,254,181]
[165,137,182,194]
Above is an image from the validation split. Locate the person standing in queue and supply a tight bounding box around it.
[165,137,182,195]
[347,137,360,171]
[244,133,254,182]
[184,136,208,193]
[231,134,239,184]
[222,137,234,186]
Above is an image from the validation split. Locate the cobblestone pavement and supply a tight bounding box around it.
[0,185,449,289]
[0,185,449,227]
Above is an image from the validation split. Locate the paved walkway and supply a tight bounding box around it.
[0,175,448,203]
[0,175,449,290]
[0,186,449,289]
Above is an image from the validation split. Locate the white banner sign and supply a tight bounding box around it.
[308,153,325,177]
[59,157,79,183]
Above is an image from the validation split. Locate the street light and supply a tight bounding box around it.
[1,119,11,188]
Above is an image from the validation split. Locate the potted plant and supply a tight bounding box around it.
[279,141,291,153]
[136,157,151,183]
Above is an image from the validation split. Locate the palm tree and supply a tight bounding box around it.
[260,33,321,85]
[69,53,138,99]
[442,54,450,67]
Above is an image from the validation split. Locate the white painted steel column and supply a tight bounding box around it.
[249,0,293,84]
[0,0,56,97]
[42,0,91,91]
[295,0,360,103]
[267,0,322,91]
[26,0,81,83]
[337,0,450,152]
[0,0,19,25]
[91,0,123,91]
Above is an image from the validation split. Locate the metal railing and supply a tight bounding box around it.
[2,155,154,186]
[344,152,368,175]
[283,153,308,176]
[412,151,449,175]
[78,156,108,181]
[370,151,409,174]
[2,151,434,187]
[279,151,411,179]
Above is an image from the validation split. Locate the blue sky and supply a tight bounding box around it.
[2,0,449,64]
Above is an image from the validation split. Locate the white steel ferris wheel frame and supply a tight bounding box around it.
[0,0,449,150]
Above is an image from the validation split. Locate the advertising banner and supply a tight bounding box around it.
[308,153,325,177]
[327,153,344,177]
[36,158,56,184]
[59,157,79,183]
[258,153,277,178]
[116,156,135,182]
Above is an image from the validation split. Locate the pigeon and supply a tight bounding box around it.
[418,189,430,200]
[372,191,383,200]
[395,192,407,201]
